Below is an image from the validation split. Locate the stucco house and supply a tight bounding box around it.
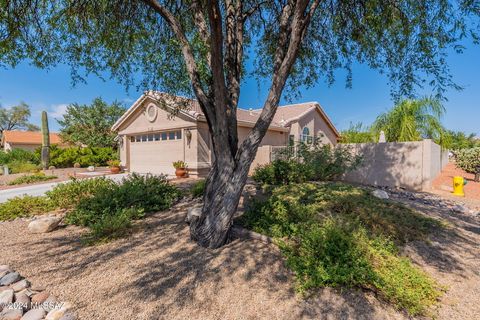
[1,130,64,152]
[112,91,339,176]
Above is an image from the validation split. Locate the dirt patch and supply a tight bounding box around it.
[0,195,478,319]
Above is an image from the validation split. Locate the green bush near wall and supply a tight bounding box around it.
[34,145,117,168]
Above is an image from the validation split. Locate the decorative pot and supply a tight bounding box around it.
[175,168,187,178]
[110,166,121,174]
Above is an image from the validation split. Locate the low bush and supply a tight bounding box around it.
[83,208,141,244]
[34,145,117,168]
[7,160,40,174]
[7,173,57,185]
[455,147,480,174]
[0,196,55,221]
[239,182,442,315]
[0,149,39,165]
[65,174,180,242]
[191,179,206,198]
[253,143,361,186]
[46,177,116,209]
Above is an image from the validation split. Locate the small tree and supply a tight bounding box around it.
[372,97,447,145]
[2,1,479,248]
[340,123,375,144]
[455,148,480,182]
[58,98,125,148]
[0,103,40,134]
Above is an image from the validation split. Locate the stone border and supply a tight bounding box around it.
[0,265,75,320]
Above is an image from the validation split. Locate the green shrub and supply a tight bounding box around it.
[83,208,141,244]
[0,149,39,165]
[455,147,480,174]
[65,174,180,242]
[0,196,55,221]
[46,177,116,209]
[253,143,361,186]
[239,182,442,315]
[7,173,57,185]
[7,160,40,174]
[34,145,117,168]
[191,179,206,198]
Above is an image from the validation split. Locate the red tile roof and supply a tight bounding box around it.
[2,130,64,145]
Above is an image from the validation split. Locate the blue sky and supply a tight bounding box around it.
[0,41,479,135]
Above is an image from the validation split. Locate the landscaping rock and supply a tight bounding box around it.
[0,307,23,320]
[28,217,61,234]
[0,270,9,279]
[452,204,469,213]
[45,302,72,320]
[58,313,76,320]
[31,292,49,304]
[42,295,58,312]
[0,288,14,309]
[29,284,45,292]
[10,280,29,292]
[0,272,20,286]
[14,292,30,311]
[20,308,46,320]
[0,266,10,273]
[372,189,389,199]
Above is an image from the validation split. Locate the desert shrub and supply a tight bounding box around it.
[35,145,117,168]
[46,177,116,209]
[253,143,361,186]
[239,182,442,315]
[455,147,480,174]
[7,160,41,174]
[7,172,57,185]
[191,179,206,198]
[83,208,141,244]
[0,196,55,221]
[65,174,180,241]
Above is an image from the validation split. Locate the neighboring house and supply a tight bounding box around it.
[1,130,64,152]
[112,91,340,176]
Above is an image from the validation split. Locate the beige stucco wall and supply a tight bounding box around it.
[342,140,448,191]
[237,126,288,147]
[288,109,338,145]
[5,143,40,152]
[117,98,195,135]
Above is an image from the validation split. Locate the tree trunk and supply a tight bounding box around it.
[189,156,251,248]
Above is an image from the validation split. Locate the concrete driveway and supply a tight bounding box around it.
[0,173,130,203]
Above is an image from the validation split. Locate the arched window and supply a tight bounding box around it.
[301,127,310,142]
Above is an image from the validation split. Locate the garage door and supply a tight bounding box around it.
[129,130,183,176]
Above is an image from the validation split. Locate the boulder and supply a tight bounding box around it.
[42,295,58,312]
[0,288,14,310]
[45,302,72,320]
[0,272,20,286]
[372,189,389,199]
[0,308,23,320]
[20,308,46,320]
[10,280,30,292]
[28,217,62,234]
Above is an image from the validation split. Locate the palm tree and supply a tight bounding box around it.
[372,97,446,145]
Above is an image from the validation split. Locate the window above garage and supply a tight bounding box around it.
[130,130,182,143]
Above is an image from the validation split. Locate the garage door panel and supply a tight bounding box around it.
[130,139,183,176]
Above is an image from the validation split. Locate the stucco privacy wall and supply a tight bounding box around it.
[342,140,448,191]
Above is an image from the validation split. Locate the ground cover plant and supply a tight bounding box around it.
[0,195,56,221]
[239,182,443,316]
[7,172,57,185]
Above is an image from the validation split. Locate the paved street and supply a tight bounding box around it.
[0,173,130,203]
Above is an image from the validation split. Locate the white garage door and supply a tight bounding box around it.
[129,130,183,176]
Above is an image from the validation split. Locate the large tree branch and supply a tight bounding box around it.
[141,0,215,124]
[238,0,319,162]
[190,0,211,67]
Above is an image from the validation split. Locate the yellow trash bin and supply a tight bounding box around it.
[452,176,465,197]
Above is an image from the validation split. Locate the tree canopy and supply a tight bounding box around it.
[58,98,125,148]
[0,102,40,133]
[2,0,479,247]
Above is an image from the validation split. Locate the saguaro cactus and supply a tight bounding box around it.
[41,111,50,169]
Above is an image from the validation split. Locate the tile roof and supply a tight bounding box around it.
[2,130,63,145]
[112,91,339,137]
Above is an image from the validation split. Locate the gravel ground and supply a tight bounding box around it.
[0,196,479,319]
